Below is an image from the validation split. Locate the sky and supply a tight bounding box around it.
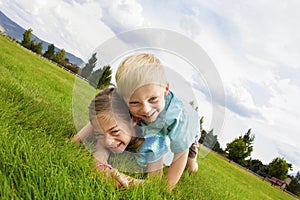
[1,0,300,173]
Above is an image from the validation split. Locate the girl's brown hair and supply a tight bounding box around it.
[89,86,144,153]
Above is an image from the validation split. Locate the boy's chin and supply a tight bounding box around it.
[142,117,157,123]
[141,113,159,123]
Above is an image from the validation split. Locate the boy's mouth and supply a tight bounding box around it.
[142,111,156,120]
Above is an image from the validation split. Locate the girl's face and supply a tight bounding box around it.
[92,116,132,153]
[128,84,169,123]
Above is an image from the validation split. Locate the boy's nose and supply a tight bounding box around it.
[140,103,151,114]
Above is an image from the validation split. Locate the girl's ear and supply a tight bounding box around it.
[164,83,170,96]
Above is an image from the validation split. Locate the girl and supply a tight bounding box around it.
[74,86,170,188]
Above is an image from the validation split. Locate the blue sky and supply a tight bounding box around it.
[1,0,300,172]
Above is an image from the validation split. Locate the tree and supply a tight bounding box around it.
[189,100,198,112]
[53,49,66,65]
[247,159,269,177]
[203,129,217,149]
[21,28,32,49]
[80,52,97,79]
[199,128,223,153]
[200,116,204,131]
[43,44,55,60]
[88,65,112,89]
[30,40,43,54]
[268,157,291,180]
[199,129,207,144]
[243,128,255,159]
[96,65,112,89]
[225,129,255,166]
[88,67,105,88]
[287,172,300,196]
[248,159,263,172]
[226,137,248,166]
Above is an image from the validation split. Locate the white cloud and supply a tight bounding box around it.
[100,0,144,33]
[1,0,115,60]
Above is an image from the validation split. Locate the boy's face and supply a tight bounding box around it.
[128,84,169,123]
[92,117,132,153]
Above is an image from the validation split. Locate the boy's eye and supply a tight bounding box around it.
[149,97,158,102]
[129,101,139,106]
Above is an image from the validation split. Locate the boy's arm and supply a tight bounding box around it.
[72,122,94,143]
[166,150,189,191]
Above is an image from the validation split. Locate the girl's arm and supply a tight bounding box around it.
[95,162,144,188]
[146,157,164,177]
[72,122,94,143]
[166,150,189,191]
[94,142,144,188]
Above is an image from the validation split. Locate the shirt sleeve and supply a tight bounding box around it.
[136,135,169,167]
[164,95,200,153]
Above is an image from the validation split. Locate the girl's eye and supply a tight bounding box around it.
[95,132,104,138]
[111,130,120,136]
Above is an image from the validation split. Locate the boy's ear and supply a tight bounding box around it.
[164,83,170,96]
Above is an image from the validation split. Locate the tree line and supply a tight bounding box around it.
[198,117,300,196]
[20,29,112,89]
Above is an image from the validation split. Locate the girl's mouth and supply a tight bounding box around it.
[109,142,123,153]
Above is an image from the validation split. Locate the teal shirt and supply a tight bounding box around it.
[136,91,200,167]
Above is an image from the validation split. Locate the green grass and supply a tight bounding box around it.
[0,34,296,199]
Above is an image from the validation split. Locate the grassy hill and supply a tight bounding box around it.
[0,34,296,200]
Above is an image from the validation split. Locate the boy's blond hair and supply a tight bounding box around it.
[116,53,168,102]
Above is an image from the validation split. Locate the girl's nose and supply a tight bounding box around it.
[104,136,114,146]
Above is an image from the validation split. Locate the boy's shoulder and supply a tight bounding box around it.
[164,90,183,111]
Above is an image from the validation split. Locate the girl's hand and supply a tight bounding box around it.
[95,163,144,188]
[129,177,145,186]
[111,169,145,188]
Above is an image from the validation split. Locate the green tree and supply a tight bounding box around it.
[80,52,97,79]
[199,127,222,153]
[53,49,66,65]
[30,40,43,54]
[88,65,112,89]
[202,129,217,149]
[200,116,204,131]
[268,157,291,180]
[21,28,32,49]
[225,129,255,166]
[189,101,198,112]
[96,65,112,89]
[43,44,55,60]
[88,67,105,88]
[226,137,248,165]
[287,172,300,196]
[247,159,269,177]
[243,128,255,158]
